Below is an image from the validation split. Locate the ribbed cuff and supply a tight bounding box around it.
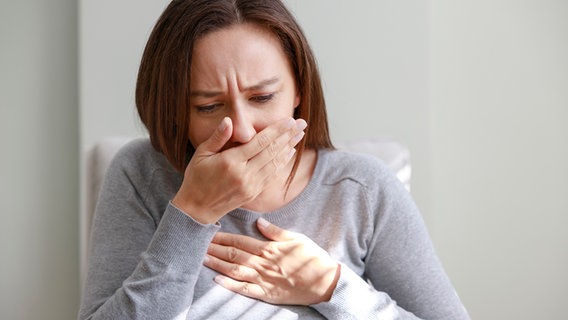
[145,202,220,271]
[312,262,397,319]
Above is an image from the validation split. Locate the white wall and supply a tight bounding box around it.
[79,0,170,149]
[430,0,568,318]
[0,1,79,319]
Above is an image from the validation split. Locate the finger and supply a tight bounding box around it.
[212,232,266,255]
[253,134,299,180]
[257,218,297,242]
[235,117,301,161]
[244,119,306,177]
[204,254,259,283]
[208,242,280,274]
[195,117,232,155]
[207,242,256,264]
[214,275,268,301]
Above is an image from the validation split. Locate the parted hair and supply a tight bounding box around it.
[136,0,333,175]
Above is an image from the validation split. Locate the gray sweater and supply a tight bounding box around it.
[79,138,470,320]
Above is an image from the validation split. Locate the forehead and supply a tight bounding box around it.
[190,23,292,87]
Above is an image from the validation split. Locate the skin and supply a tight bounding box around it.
[207,218,341,305]
[172,23,339,305]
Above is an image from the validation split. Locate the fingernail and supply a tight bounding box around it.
[283,148,297,162]
[285,118,295,129]
[257,217,270,228]
[214,275,226,285]
[296,119,307,131]
[291,131,305,145]
[218,117,229,132]
[287,148,297,161]
[203,255,210,265]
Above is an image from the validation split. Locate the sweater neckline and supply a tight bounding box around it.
[227,148,329,224]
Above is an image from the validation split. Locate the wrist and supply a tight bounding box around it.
[319,262,341,303]
[171,194,217,225]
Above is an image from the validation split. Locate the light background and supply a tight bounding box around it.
[0,1,566,319]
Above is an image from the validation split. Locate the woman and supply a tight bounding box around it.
[79,0,470,319]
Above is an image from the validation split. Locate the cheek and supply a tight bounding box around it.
[272,95,298,119]
[188,118,217,148]
[254,104,295,132]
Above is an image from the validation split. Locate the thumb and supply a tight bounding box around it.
[257,217,295,241]
[196,117,232,155]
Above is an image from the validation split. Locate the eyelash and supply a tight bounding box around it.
[250,93,275,103]
[196,104,221,113]
[195,94,275,113]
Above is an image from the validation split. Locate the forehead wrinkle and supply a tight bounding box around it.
[242,77,280,91]
[189,89,223,98]
[189,63,232,98]
[190,24,287,98]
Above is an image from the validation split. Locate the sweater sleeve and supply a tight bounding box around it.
[311,263,421,319]
[313,157,470,319]
[78,145,220,320]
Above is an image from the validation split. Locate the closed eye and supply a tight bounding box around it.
[196,103,222,113]
[250,93,275,104]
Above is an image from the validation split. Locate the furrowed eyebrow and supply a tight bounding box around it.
[189,77,280,98]
[189,90,223,98]
[243,77,280,91]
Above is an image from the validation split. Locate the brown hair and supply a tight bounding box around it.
[136,0,333,180]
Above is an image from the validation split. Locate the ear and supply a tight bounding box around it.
[294,93,301,109]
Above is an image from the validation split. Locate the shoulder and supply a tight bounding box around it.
[318,149,397,189]
[111,138,173,172]
[316,148,412,210]
[99,137,182,215]
[105,137,180,191]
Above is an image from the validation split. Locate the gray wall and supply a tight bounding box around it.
[430,1,568,318]
[0,1,79,319]
[1,0,566,319]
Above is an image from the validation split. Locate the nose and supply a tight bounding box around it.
[229,107,256,144]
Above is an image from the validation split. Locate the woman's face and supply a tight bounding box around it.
[188,23,300,149]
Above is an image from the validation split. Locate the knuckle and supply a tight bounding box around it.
[241,282,250,294]
[226,167,251,193]
[267,141,278,157]
[231,264,243,278]
[268,158,281,173]
[264,287,282,304]
[263,261,283,274]
[252,271,262,282]
[261,243,278,258]
[222,158,239,176]
[256,134,271,150]
[227,247,239,262]
[233,174,250,190]
[238,183,257,202]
